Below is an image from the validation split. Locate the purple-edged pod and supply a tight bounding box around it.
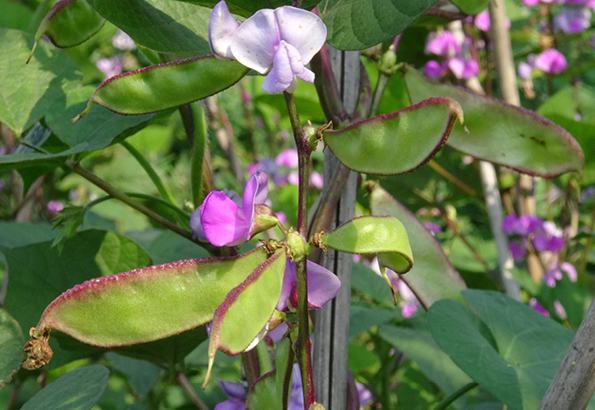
[323,97,463,175]
[74,55,249,120]
[28,0,105,62]
[403,66,584,177]
[319,216,414,274]
[205,250,287,385]
[22,248,270,370]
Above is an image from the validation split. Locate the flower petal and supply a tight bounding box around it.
[274,6,327,64]
[218,380,247,401]
[209,1,240,59]
[262,41,295,94]
[200,191,250,246]
[305,261,341,309]
[242,171,268,222]
[230,9,279,74]
[277,260,296,311]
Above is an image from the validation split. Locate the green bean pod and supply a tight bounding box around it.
[76,56,249,118]
[29,0,104,61]
[23,248,269,369]
[320,216,414,274]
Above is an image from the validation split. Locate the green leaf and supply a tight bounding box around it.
[21,365,109,410]
[105,353,161,397]
[450,0,489,14]
[379,324,474,399]
[207,250,286,382]
[248,373,282,410]
[0,222,56,250]
[428,290,573,410]
[319,0,438,50]
[0,28,78,135]
[0,0,33,31]
[84,56,248,115]
[175,0,318,16]
[324,98,462,175]
[35,247,268,347]
[35,0,105,48]
[4,230,152,334]
[89,0,212,54]
[404,67,584,177]
[0,309,24,387]
[370,185,466,307]
[322,216,413,273]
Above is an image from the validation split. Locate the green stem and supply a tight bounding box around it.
[282,342,296,410]
[284,91,315,407]
[85,193,190,222]
[120,140,176,205]
[433,382,479,410]
[176,372,208,410]
[67,160,217,253]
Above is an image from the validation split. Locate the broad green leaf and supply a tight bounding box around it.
[450,0,489,14]
[322,216,413,273]
[0,28,78,135]
[248,374,282,410]
[0,222,56,250]
[351,262,394,306]
[319,0,438,50]
[175,0,318,16]
[379,324,474,400]
[324,98,462,175]
[0,309,24,387]
[4,230,152,334]
[350,305,395,338]
[105,353,161,397]
[34,247,268,348]
[89,0,212,54]
[370,185,466,307]
[404,67,584,177]
[207,250,286,381]
[21,365,109,410]
[35,0,105,48]
[428,290,573,410]
[0,0,33,30]
[82,56,248,115]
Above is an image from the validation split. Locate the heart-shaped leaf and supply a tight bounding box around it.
[370,184,466,307]
[428,290,573,410]
[319,0,438,50]
[321,216,413,274]
[403,67,584,177]
[21,365,109,410]
[81,56,248,116]
[206,250,286,383]
[323,98,462,175]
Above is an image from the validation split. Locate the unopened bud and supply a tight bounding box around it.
[251,205,279,237]
[285,230,310,262]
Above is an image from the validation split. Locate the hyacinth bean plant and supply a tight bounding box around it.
[0,0,593,409]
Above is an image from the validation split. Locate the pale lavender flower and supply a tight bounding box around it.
[96,56,123,78]
[518,61,535,80]
[533,221,565,253]
[385,269,419,318]
[356,383,374,408]
[0,146,6,156]
[544,267,563,287]
[215,380,247,410]
[47,200,64,216]
[535,49,568,74]
[448,57,479,80]
[554,8,592,33]
[275,148,299,168]
[522,0,541,6]
[424,60,447,79]
[474,9,510,32]
[529,298,550,317]
[424,222,442,236]
[425,31,461,56]
[112,30,136,50]
[560,262,577,282]
[553,300,567,320]
[309,171,324,190]
[208,1,327,93]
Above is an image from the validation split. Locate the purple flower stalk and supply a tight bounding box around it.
[191,172,273,247]
[208,1,327,93]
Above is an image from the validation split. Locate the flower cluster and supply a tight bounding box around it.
[208,1,326,94]
[423,30,479,80]
[502,214,577,287]
[248,148,323,190]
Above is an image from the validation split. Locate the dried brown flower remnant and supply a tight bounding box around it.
[22,327,53,370]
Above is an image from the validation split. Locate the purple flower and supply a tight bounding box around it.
[275,149,299,168]
[425,31,461,57]
[423,222,442,236]
[522,0,541,6]
[47,200,64,216]
[560,262,577,281]
[96,56,123,78]
[192,172,272,247]
[277,260,341,311]
[309,172,324,190]
[208,1,327,94]
[112,30,136,50]
[554,300,567,320]
[385,269,419,318]
[424,60,447,79]
[535,49,567,74]
[529,298,550,317]
[356,383,374,408]
[554,8,591,33]
[215,380,247,410]
[533,221,565,253]
[474,9,510,32]
[509,240,526,261]
[518,61,535,80]
[448,57,479,80]
[502,214,543,236]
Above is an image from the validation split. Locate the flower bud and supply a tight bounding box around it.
[285,230,310,262]
[251,205,279,237]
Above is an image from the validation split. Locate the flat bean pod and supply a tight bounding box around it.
[78,56,249,117]
[23,248,269,369]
